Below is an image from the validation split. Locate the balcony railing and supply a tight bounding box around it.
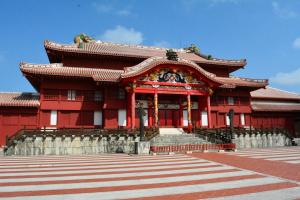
[43,94,101,102]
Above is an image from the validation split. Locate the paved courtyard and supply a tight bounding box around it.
[0,147,299,199]
[225,146,300,164]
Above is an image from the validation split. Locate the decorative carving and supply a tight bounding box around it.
[125,83,137,93]
[149,73,158,81]
[158,70,185,83]
[208,87,214,96]
[154,93,158,127]
[185,86,192,90]
[143,68,204,84]
[158,104,180,109]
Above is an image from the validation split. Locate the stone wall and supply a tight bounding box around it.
[232,132,292,149]
[5,135,138,156]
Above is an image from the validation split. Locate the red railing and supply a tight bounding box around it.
[150,143,236,153]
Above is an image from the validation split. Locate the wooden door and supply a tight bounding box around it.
[172,110,180,127]
[166,110,173,127]
[159,110,166,127]
[159,109,180,127]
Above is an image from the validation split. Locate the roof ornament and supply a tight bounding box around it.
[74,33,95,48]
[184,44,213,60]
[166,49,178,61]
[184,44,200,54]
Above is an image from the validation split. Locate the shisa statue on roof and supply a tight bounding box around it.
[74,33,95,48]
[184,44,200,54]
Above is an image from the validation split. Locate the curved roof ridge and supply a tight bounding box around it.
[20,62,123,83]
[121,57,220,84]
[44,40,77,49]
[20,62,63,68]
[20,62,124,73]
[227,75,268,83]
[95,40,186,52]
[216,76,268,89]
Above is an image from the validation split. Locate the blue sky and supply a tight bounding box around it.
[1,0,300,93]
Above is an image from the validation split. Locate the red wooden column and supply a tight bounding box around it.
[148,107,153,127]
[197,96,202,128]
[187,94,192,132]
[154,92,158,128]
[126,92,131,129]
[131,92,136,129]
[179,96,183,127]
[207,95,212,128]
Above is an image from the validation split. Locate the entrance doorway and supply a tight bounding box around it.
[158,109,180,127]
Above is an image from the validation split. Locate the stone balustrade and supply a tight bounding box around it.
[5,135,138,156]
[232,132,292,149]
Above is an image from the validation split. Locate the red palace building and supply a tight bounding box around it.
[0,36,300,148]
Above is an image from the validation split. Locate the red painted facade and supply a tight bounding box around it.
[0,40,299,147]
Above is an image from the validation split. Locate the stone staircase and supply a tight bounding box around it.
[159,128,185,135]
[150,128,207,146]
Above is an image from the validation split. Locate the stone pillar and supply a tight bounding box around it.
[135,141,150,155]
[131,92,136,129]
[187,94,192,132]
[154,92,158,128]
[207,95,212,128]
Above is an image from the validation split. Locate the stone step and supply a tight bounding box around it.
[159,128,185,135]
[150,133,207,146]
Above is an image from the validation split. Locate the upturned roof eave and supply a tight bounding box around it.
[44,40,247,67]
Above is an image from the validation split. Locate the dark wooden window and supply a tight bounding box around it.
[94,90,103,102]
[118,88,125,100]
[67,90,76,101]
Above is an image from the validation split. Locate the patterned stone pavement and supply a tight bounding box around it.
[224,146,300,164]
[0,149,299,200]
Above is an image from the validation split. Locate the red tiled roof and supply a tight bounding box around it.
[20,61,268,89]
[216,76,268,88]
[20,63,123,82]
[121,57,222,84]
[251,87,300,100]
[44,40,246,67]
[251,103,300,112]
[0,92,39,107]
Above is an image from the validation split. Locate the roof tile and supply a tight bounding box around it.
[44,40,246,67]
[251,103,300,112]
[20,61,268,88]
[20,63,123,82]
[0,92,39,107]
[251,87,300,100]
